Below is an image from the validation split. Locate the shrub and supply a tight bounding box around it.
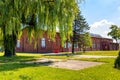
[114,51,120,68]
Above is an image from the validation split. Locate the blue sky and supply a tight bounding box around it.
[80,0,120,38]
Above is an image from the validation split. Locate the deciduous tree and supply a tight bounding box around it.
[108,25,120,50]
[0,0,80,57]
[78,32,92,52]
[108,25,120,43]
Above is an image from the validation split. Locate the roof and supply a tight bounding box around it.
[90,33,102,38]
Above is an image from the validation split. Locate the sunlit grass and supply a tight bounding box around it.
[0,57,120,80]
[76,51,119,56]
[0,51,120,80]
[75,58,115,63]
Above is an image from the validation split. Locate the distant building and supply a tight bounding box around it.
[86,33,119,51]
[16,31,119,53]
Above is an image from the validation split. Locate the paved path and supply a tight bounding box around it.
[73,55,117,58]
[44,53,117,58]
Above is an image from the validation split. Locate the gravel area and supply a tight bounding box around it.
[49,60,103,70]
[23,58,104,70]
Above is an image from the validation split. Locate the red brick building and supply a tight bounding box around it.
[16,31,119,53]
[86,33,119,51]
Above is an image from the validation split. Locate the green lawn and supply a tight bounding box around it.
[76,51,119,56]
[42,51,119,59]
[0,51,120,80]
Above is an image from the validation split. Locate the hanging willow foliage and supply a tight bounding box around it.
[0,0,81,47]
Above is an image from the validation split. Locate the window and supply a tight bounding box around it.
[110,44,112,50]
[68,43,71,48]
[92,44,96,48]
[74,43,78,48]
[64,42,67,48]
[64,42,71,48]
[41,38,46,48]
[97,43,100,49]
[17,40,20,48]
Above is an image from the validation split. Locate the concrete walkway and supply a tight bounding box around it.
[73,55,117,58]
[44,53,117,58]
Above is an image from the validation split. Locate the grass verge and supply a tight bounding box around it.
[0,51,120,80]
[76,51,119,56]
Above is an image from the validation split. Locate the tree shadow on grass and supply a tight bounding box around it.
[0,55,54,71]
[43,53,76,57]
[0,56,36,63]
[0,60,53,72]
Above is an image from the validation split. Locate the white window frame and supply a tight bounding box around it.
[68,42,71,48]
[17,40,20,48]
[64,42,66,48]
[41,38,46,48]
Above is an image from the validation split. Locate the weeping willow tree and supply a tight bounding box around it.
[0,0,81,57]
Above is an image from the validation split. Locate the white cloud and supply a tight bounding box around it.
[89,19,115,38]
[102,31,111,38]
[90,19,114,28]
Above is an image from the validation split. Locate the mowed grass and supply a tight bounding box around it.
[42,51,119,59]
[0,51,120,80]
[1,62,120,80]
[76,51,119,56]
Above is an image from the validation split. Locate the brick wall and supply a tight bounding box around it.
[16,31,119,53]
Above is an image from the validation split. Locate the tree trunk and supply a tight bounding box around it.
[72,38,75,54]
[72,43,74,54]
[83,47,86,53]
[4,33,17,57]
[72,31,75,54]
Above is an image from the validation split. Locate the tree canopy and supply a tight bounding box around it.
[0,0,81,56]
[108,25,120,43]
[72,11,90,53]
[78,32,92,52]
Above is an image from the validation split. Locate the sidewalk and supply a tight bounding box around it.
[73,55,117,58]
[44,53,117,58]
